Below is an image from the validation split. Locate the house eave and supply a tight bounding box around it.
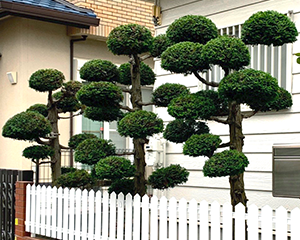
[0,1,99,29]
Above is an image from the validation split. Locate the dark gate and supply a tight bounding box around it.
[0,169,33,240]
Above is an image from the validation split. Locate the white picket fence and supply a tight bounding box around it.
[25,184,300,240]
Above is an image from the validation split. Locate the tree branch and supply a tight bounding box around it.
[120,105,134,112]
[242,110,259,119]
[193,71,219,87]
[35,137,50,145]
[60,144,70,150]
[137,101,156,106]
[140,54,152,61]
[218,142,230,148]
[39,161,54,165]
[120,86,132,93]
[115,152,134,156]
[208,116,228,124]
[58,110,83,119]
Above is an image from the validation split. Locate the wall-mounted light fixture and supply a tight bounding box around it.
[152,5,161,26]
[7,72,17,85]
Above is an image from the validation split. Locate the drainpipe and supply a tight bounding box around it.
[69,35,87,167]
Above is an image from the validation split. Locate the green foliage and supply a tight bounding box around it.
[61,167,77,174]
[202,36,250,71]
[94,156,135,181]
[150,34,172,58]
[84,106,124,122]
[76,82,123,107]
[118,110,164,139]
[218,69,279,110]
[22,145,54,160]
[79,59,120,82]
[62,80,83,93]
[68,133,97,149]
[75,138,116,165]
[260,87,292,111]
[296,53,300,64]
[29,69,64,92]
[2,111,51,141]
[166,15,218,44]
[118,62,156,86]
[26,104,48,117]
[152,83,190,107]
[55,169,93,189]
[195,90,229,116]
[107,24,153,55]
[168,93,218,120]
[164,119,209,143]
[53,91,81,113]
[241,10,298,46]
[161,42,209,74]
[183,134,222,158]
[148,164,189,190]
[203,150,249,177]
[108,178,135,195]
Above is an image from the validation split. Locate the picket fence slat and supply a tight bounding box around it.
[25,184,300,240]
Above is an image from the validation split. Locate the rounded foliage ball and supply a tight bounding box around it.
[56,169,93,189]
[203,150,249,177]
[161,42,209,74]
[166,15,218,44]
[168,93,218,120]
[62,81,82,93]
[118,62,156,86]
[2,111,51,141]
[118,110,163,139]
[241,10,298,46]
[108,178,135,195]
[107,24,153,55]
[68,133,97,149]
[29,69,64,92]
[95,156,135,181]
[53,91,81,113]
[163,119,209,143]
[152,83,190,107]
[218,69,279,110]
[79,59,120,82]
[76,82,123,107]
[75,138,116,165]
[202,35,250,71]
[22,145,54,160]
[84,106,124,122]
[148,164,189,190]
[150,34,173,58]
[26,104,48,117]
[183,134,221,158]
[260,87,293,112]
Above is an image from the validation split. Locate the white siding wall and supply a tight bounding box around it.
[153,0,300,209]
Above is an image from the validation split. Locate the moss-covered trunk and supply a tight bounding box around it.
[48,92,61,183]
[228,100,248,207]
[130,54,147,196]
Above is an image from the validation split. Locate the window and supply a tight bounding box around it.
[204,24,290,90]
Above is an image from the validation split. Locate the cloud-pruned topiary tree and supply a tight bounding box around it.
[154,11,297,208]
[2,69,83,182]
[75,23,188,196]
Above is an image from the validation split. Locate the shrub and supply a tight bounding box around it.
[22,145,54,160]
[118,110,163,139]
[84,106,124,122]
[94,156,135,181]
[29,69,64,92]
[203,150,249,177]
[26,104,48,117]
[152,83,190,107]
[150,34,173,58]
[148,164,189,190]
[107,24,153,55]
[53,91,81,113]
[75,138,116,165]
[164,119,209,143]
[2,111,51,141]
[183,134,221,158]
[55,169,93,189]
[108,178,135,195]
[166,15,218,44]
[241,10,298,46]
[79,59,120,82]
[68,133,97,149]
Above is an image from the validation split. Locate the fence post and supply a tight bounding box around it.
[15,181,33,240]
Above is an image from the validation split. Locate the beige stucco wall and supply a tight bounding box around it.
[0,17,71,170]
